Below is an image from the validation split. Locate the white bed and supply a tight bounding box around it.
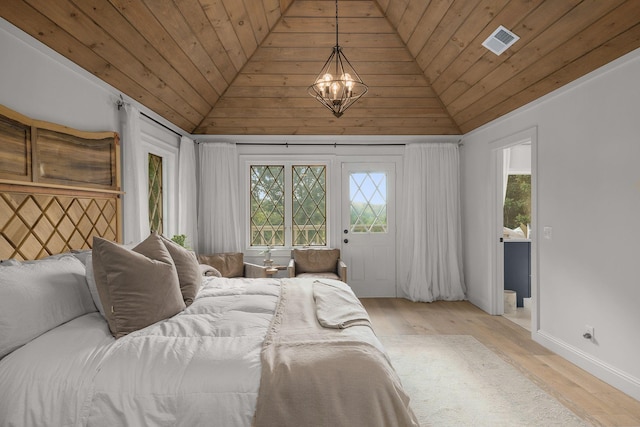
[0,252,418,427]
[0,105,416,425]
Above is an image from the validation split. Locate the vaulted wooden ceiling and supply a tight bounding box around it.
[3,1,640,135]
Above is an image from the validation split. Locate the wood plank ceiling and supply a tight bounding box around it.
[3,0,640,135]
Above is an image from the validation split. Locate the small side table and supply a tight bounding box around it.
[266,267,278,276]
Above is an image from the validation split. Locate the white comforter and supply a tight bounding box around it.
[0,277,280,427]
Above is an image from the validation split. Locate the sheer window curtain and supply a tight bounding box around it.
[197,143,241,254]
[120,104,149,244]
[397,143,466,302]
[178,136,198,250]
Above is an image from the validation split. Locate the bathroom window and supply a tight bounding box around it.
[503,174,531,231]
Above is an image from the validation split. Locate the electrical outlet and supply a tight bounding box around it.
[583,325,594,340]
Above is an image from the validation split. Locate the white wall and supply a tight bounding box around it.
[461,47,640,400]
[0,19,117,131]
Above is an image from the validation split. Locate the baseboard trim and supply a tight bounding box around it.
[534,329,640,401]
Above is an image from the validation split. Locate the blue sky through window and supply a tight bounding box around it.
[350,172,386,204]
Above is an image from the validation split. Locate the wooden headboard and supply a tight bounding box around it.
[0,104,122,260]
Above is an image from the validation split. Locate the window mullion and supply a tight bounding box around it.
[284,163,293,247]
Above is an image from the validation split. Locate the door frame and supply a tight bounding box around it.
[489,127,538,333]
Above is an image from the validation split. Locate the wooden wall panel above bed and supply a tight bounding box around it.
[36,129,117,189]
[0,113,31,182]
[0,104,122,260]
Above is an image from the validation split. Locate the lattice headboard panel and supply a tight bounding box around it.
[0,105,121,260]
[0,189,119,260]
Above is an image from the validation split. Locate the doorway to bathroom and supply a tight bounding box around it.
[491,127,537,333]
[502,143,532,330]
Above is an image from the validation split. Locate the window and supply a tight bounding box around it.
[250,165,285,246]
[140,116,179,238]
[503,174,531,230]
[250,164,327,247]
[148,153,163,234]
[349,172,387,233]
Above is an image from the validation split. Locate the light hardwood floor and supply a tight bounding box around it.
[360,299,640,427]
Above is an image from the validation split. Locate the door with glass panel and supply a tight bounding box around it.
[341,163,396,297]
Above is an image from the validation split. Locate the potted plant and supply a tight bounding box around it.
[260,245,274,266]
[171,234,188,248]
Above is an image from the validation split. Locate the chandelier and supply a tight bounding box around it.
[307,0,368,118]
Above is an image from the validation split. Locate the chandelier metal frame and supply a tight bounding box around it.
[307,0,368,118]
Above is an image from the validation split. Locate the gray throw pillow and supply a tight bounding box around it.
[158,233,202,306]
[92,234,185,339]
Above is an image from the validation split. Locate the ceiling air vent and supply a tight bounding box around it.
[482,25,519,55]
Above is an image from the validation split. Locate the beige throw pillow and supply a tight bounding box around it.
[197,253,244,278]
[294,249,340,274]
[92,235,185,339]
[158,233,202,306]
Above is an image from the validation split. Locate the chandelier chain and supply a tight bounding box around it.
[335,0,339,48]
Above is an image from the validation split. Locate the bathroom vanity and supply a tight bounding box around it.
[504,239,531,307]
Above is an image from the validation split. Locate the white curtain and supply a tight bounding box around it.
[120,104,149,244]
[177,136,199,250]
[397,143,466,302]
[198,143,241,254]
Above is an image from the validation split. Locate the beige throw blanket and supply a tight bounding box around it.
[254,278,419,427]
[312,279,372,329]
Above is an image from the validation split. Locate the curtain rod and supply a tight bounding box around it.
[235,142,406,147]
[140,112,183,138]
[116,95,183,138]
[232,140,463,147]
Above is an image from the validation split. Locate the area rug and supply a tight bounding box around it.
[380,335,590,427]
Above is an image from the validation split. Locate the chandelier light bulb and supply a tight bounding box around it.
[331,82,340,101]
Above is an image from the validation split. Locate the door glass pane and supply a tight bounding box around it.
[250,165,285,246]
[148,153,163,234]
[292,165,326,246]
[349,172,387,233]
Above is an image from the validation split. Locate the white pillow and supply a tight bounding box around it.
[0,255,96,358]
[85,256,105,318]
